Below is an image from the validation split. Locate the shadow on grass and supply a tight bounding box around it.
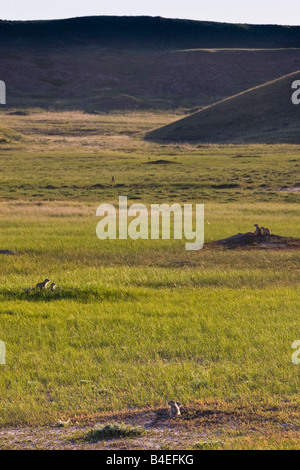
[0,287,139,303]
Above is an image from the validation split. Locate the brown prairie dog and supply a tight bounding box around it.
[35,279,50,290]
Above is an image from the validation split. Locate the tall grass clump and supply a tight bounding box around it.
[85,422,146,441]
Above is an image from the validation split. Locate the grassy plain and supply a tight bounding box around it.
[0,110,300,449]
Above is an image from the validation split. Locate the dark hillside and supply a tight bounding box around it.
[1,16,300,110]
[145,71,300,144]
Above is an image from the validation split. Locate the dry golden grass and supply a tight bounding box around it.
[0,110,183,153]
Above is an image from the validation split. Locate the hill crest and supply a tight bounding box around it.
[1,16,300,49]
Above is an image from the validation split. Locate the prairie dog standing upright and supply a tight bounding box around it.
[253,224,262,237]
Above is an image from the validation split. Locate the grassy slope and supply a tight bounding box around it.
[0,112,300,443]
[146,71,300,143]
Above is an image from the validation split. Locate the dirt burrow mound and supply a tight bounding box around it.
[210,233,300,249]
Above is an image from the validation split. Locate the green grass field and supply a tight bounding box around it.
[0,110,300,449]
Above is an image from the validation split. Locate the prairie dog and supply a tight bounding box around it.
[261,227,271,236]
[50,283,56,291]
[168,401,181,417]
[35,279,50,290]
[253,224,262,237]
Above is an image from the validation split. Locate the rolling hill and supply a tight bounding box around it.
[1,16,300,49]
[0,16,300,111]
[145,71,300,144]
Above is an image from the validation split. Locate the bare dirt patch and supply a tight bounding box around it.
[279,187,300,192]
[145,159,178,165]
[0,404,299,450]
